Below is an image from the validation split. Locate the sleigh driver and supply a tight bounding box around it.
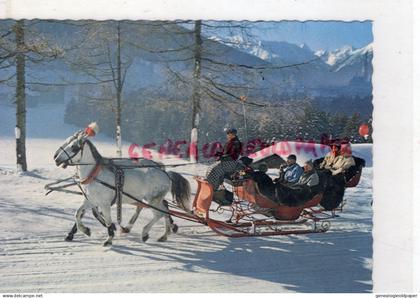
[205,128,245,190]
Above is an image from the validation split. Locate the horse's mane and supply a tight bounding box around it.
[84,139,104,164]
[83,139,166,171]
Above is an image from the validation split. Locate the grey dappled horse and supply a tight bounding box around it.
[54,128,191,246]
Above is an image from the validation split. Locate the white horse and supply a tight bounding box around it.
[54,128,191,246]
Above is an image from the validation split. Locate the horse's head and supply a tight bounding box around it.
[54,122,99,168]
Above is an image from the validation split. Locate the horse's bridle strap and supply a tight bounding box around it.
[80,164,102,185]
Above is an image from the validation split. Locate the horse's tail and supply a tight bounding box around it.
[168,171,191,212]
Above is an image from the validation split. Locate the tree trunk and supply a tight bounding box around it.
[116,22,122,157]
[15,20,27,172]
[190,20,202,163]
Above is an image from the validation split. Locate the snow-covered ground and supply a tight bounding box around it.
[0,104,372,293]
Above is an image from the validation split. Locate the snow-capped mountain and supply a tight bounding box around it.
[334,44,373,71]
[209,35,277,61]
[214,36,373,94]
[317,44,373,74]
[326,44,373,88]
[220,36,372,73]
[322,45,355,66]
[210,36,317,65]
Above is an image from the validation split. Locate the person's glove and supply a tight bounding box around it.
[331,169,341,176]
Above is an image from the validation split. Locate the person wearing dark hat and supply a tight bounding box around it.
[278,154,303,184]
[215,128,242,161]
[206,128,244,190]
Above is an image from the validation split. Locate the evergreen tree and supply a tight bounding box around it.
[343,112,362,142]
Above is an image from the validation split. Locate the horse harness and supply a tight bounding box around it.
[77,140,171,227]
[55,139,195,227]
[78,157,129,227]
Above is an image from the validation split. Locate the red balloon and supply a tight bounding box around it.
[359,124,369,136]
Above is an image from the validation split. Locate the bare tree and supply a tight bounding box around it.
[14,21,27,172]
[0,20,62,172]
[65,21,132,157]
[189,20,202,162]
[141,21,268,161]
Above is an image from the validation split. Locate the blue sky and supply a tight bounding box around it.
[250,21,373,51]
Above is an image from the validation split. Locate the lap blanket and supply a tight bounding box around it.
[319,171,346,210]
[274,184,316,207]
[273,170,345,209]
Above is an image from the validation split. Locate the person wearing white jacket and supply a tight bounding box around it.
[319,143,340,170]
[330,143,356,176]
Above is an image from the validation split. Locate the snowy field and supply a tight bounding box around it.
[0,104,373,293]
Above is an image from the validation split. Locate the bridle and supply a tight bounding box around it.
[57,131,85,166]
[58,134,104,185]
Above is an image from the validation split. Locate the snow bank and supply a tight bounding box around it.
[352,143,373,167]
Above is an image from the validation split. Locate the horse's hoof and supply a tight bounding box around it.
[121,227,131,234]
[103,240,112,247]
[142,234,149,242]
[172,224,178,234]
[79,226,91,237]
[157,235,168,242]
[84,228,91,237]
[65,235,73,242]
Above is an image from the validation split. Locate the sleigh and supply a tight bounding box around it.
[192,176,330,238]
[191,154,366,237]
[46,154,365,239]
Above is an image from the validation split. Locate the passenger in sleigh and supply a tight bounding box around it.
[317,143,356,181]
[275,154,303,185]
[330,143,356,177]
[316,143,355,210]
[318,143,341,170]
[273,160,321,207]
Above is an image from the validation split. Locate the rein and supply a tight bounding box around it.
[67,160,212,168]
